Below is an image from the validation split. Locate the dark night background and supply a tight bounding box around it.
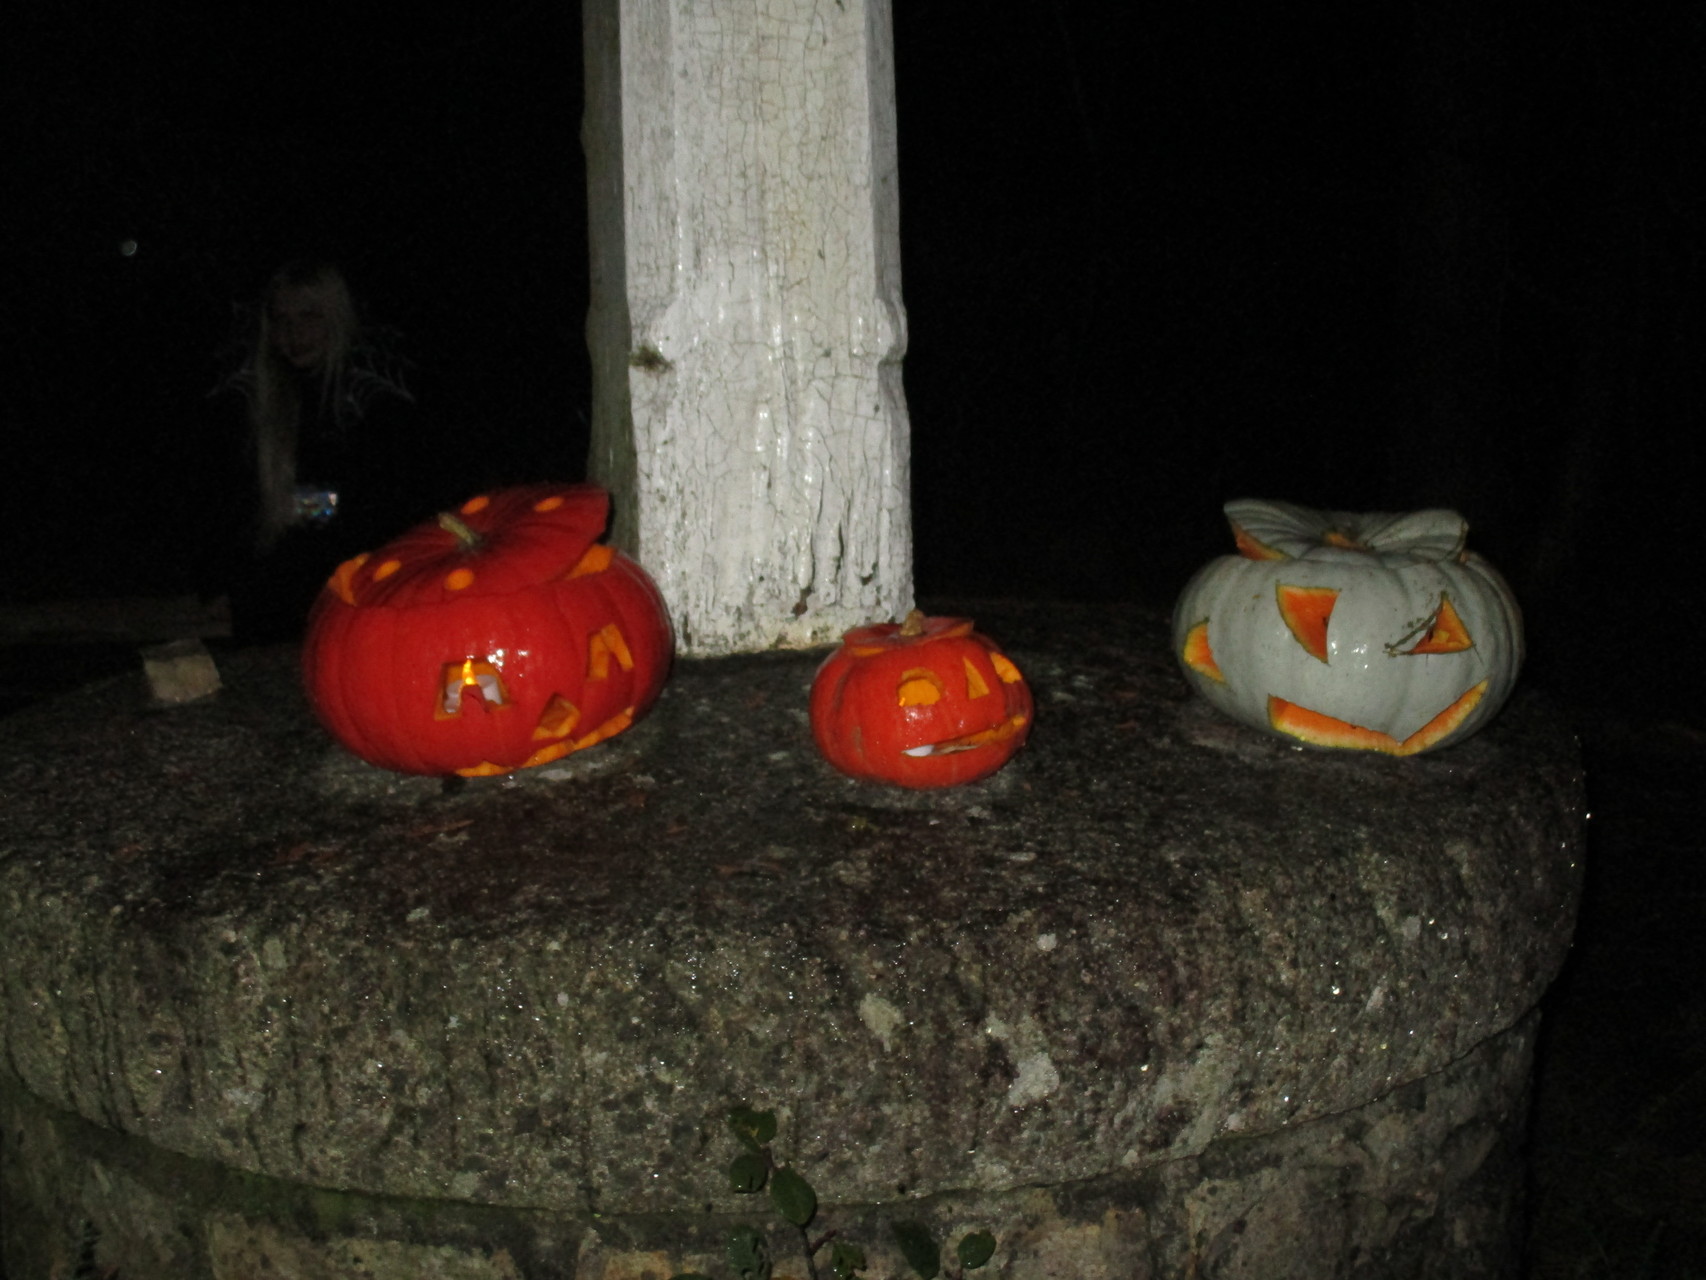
[5,3,1702,718]
[3,6,1705,1274]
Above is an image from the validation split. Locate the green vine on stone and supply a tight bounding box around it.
[670,1106,996,1280]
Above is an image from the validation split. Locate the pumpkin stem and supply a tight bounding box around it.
[437,510,485,551]
[899,609,927,637]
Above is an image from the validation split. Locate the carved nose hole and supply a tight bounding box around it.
[439,659,508,717]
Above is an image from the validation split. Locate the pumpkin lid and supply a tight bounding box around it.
[325,484,614,609]
[1224,498,1468,564]
[839,610,977,655]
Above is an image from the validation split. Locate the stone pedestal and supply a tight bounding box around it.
[0,604,1583,1279]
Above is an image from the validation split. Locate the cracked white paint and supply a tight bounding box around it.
[585,0,914,655]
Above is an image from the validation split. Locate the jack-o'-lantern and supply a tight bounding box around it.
[1172,499,1523,756]
[302,484,673,776]
[810,610,1033,788]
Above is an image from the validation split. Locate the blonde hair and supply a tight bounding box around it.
[249,260,361,548]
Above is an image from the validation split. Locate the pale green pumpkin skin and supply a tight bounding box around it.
[1172,500,1524,755]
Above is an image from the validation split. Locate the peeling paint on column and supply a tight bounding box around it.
[585,0,914,655]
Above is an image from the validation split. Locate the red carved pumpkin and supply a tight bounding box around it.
[810,610,1033,788]
[302,484,673,777]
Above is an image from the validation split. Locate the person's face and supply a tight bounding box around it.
[269,287,331,371]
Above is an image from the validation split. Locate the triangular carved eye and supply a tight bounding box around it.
[587,623,634,679]
[1399,594,1474,655]
[963,657,990,699]
[1180,620,1224,682]
[1277,585,1338,663]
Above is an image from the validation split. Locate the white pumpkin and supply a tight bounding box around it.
[1172,499,1524,755]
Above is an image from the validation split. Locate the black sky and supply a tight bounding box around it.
[5,3,1700,711]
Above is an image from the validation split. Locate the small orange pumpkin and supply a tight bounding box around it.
[810,610,1032,788]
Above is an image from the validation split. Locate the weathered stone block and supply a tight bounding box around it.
[141,637,222,704]
[0,604,1583,1277]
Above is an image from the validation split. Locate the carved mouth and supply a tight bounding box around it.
[902,714,1030,758]
[1267,681,1488,756]
[455,705,638,777]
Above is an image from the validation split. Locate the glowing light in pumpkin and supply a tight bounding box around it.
[438,658,509,717]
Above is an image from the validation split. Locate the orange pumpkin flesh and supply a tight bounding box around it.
[1276,585,1338,664]
[1268,681,1488,756]
[1180,620,1224,683]
[1232,524,1287,561]
[1401,594,1474,655]
[436,543,650,775]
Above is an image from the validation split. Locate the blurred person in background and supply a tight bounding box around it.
[207,258,444,641]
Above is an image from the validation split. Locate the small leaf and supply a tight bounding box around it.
[729,1151,770,1193]
[829,1240,868,1277]
[891,1221,940,1279]
[728,1105,778,1151]
[956,1231,997,1270]
[727,1225,772,1280]
[768,1165,818,1227]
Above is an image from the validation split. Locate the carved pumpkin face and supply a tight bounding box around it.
[302,485,673,777]
[810,610,1033,788]
[1172,500,1523,755]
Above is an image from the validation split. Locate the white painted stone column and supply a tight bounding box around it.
[583,0,914,656]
